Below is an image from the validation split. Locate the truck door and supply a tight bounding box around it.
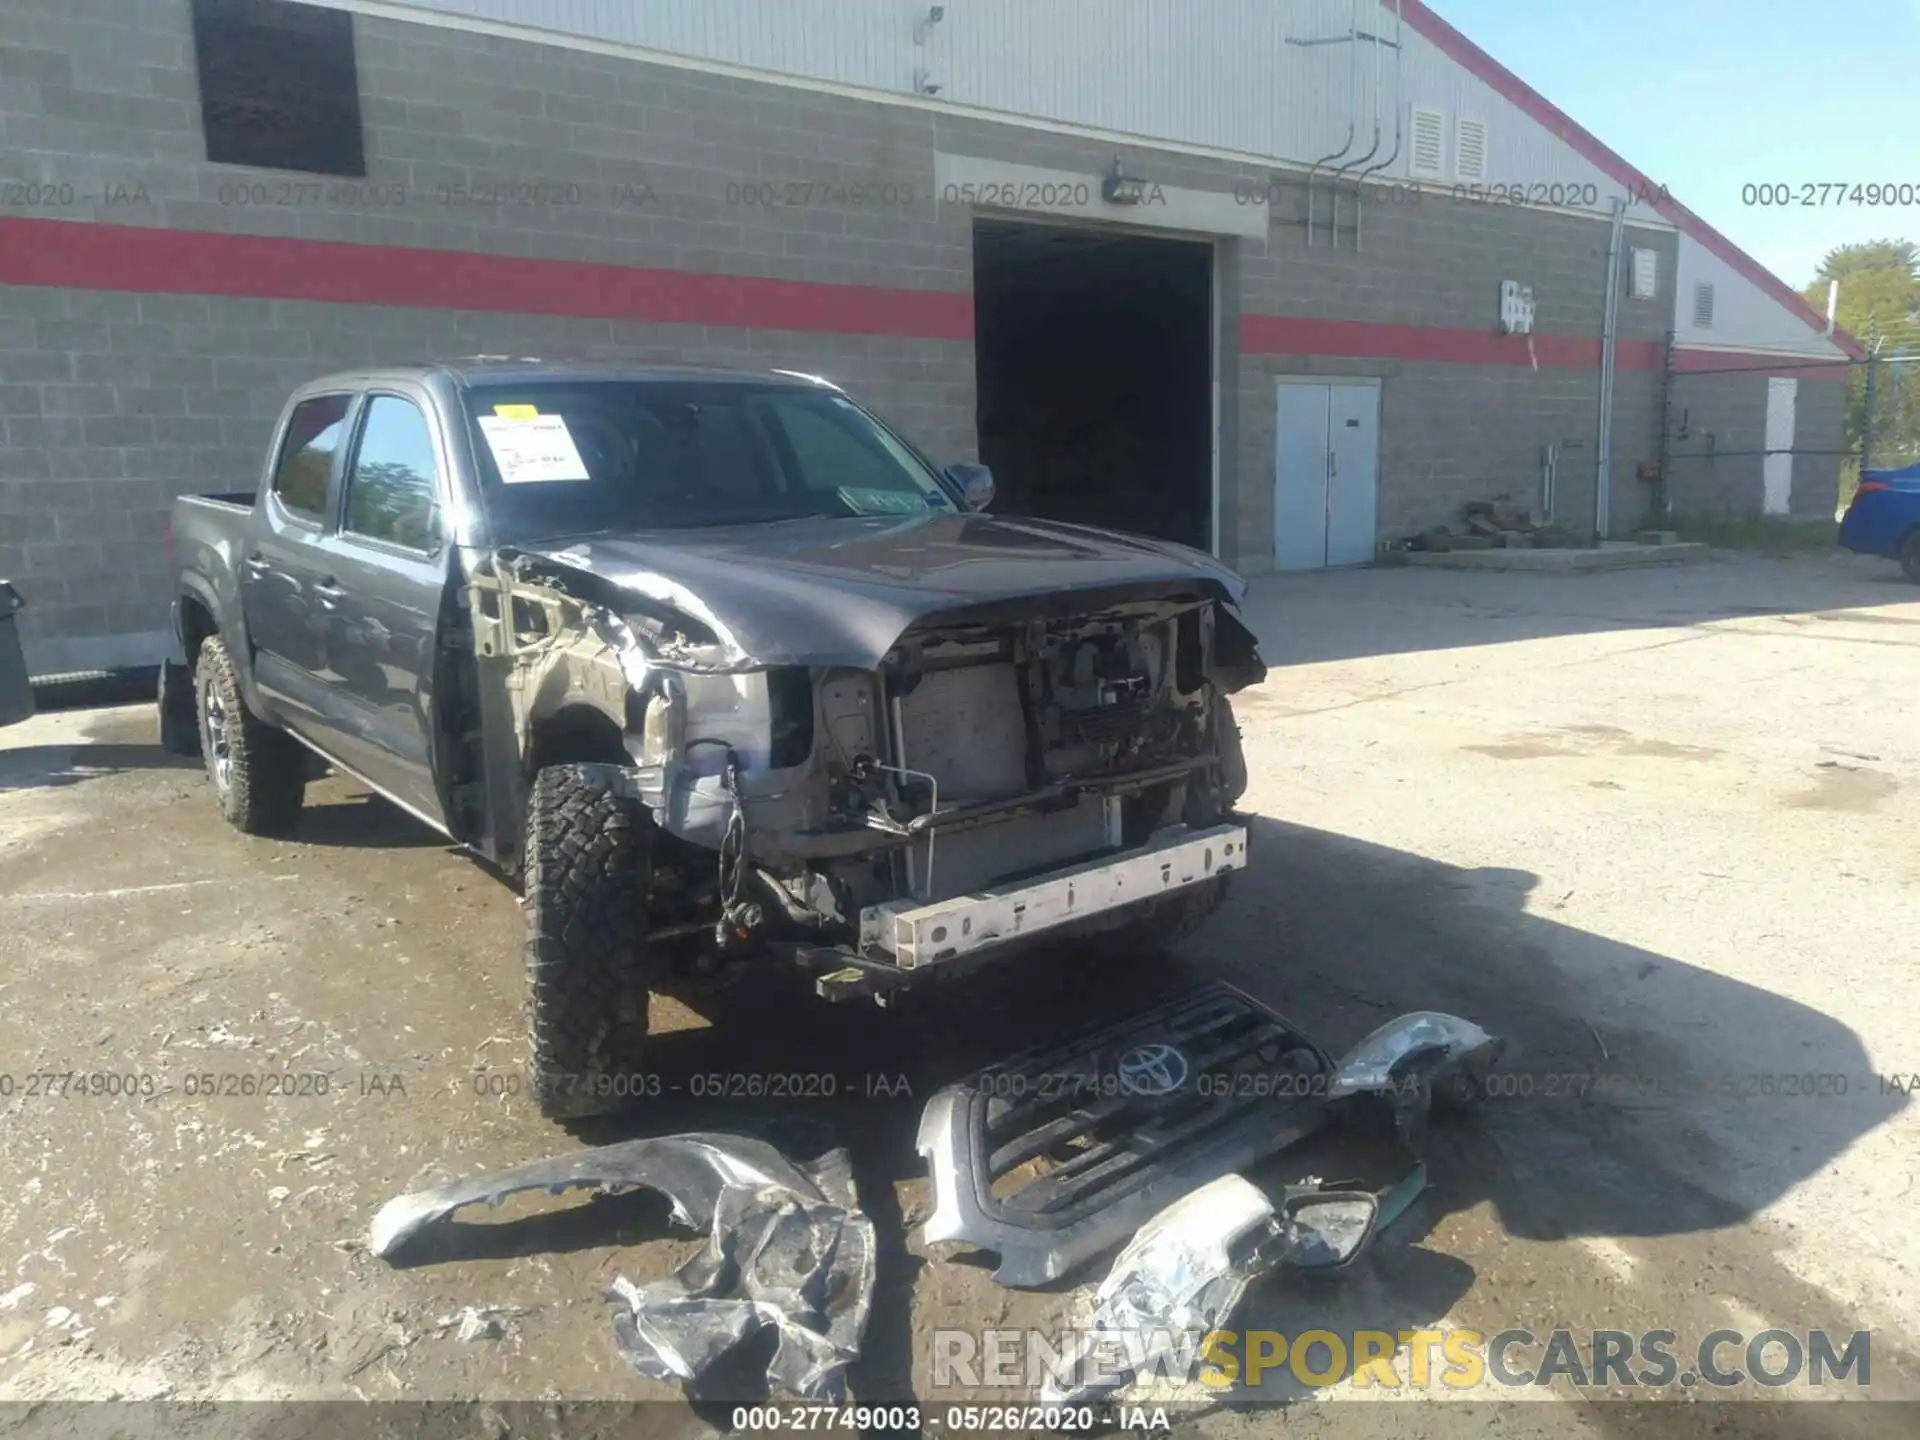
[303,390,452,830]
[242,393,355,730]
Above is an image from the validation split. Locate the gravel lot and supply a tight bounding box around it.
[2,550,1916,1437]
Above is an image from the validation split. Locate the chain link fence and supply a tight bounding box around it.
[1651,341,1920,524]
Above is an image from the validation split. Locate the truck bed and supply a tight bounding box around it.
[168,493,260,667]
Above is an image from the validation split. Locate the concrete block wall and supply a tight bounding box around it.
[1234,188,1679,560]
[0,287,972,666]
[0,0,1278,668]
[1789,375,1848,518]
[0,0,992,669]
[1664,367,1850,521]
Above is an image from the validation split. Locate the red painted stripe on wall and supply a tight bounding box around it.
[1671,349,1853,380]
[1240,313,1663,372]
[0,217,1855,380]
[0,216,976,341]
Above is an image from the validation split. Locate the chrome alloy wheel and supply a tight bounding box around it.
[202,674,232,798]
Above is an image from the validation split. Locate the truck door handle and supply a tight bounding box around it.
[312,577,345,608]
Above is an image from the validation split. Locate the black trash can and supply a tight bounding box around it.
[0,581,31,726]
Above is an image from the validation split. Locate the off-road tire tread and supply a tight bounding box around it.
[1216,691,1248,807]
[522,764,652,1121]
[196,636,305,836]
[1119,872,1233,953]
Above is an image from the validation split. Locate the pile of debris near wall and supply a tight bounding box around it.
[1404,499,1590,552]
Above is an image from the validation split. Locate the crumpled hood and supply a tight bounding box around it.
[512,512,1248,669]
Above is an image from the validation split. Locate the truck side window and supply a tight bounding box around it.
[271,394,351,523]
[343,396,441,552]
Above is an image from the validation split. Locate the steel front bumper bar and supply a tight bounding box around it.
[855,823,1248,970]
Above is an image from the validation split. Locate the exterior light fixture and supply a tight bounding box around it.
[1102,157,1146,205]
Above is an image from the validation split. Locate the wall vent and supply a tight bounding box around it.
[1455,118,1488,181]
[1692,281,1716,329]
[1409,106,1445,179]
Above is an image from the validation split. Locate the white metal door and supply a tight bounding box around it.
[1763,377,1797,516]
[1273,381,1380,570]
[1326,383,1381,565]
[1273,382,1331,571]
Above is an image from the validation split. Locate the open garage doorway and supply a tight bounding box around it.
[972,220,1215,551]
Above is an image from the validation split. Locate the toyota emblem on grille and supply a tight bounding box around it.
[1115,1043,1189,1096]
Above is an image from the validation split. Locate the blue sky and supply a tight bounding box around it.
[1426,0,1920,289]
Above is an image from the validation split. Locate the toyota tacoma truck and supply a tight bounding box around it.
[161,361,1264,1117]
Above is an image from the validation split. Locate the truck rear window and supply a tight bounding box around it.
[271,393,352,522]
[462,381,956,542]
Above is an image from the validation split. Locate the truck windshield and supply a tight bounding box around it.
[463,380,957,541]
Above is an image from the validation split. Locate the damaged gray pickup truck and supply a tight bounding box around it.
[162,362,1265,1117]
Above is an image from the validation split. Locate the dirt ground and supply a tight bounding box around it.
[3,550,1918,1437]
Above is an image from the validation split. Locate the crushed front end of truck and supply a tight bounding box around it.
[465,542,1264,1002]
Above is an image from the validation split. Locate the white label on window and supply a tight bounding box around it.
[477,413,590,483]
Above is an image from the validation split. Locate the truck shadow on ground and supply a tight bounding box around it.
[491,810,1903,1422]
[1204,815,1904,1247]
[294,788,453,849]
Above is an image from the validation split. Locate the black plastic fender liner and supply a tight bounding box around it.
[1212,605,1267,693]
[915,982,1337,1287]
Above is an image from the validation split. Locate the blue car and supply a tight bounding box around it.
[1839,462,1920,582]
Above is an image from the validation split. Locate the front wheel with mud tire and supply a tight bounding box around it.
[195,635,306,836]
[522,763,654,1121]
[1113,872,1234,955]
[1215,691,1248,809]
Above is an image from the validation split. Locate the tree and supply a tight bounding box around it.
[1802,240,1920,471]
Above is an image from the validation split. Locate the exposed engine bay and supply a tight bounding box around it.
[459,545,1261,998]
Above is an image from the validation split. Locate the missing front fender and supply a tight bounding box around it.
[1213,605,1266,693]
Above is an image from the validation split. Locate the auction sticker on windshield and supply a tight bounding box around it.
[477,412,591,483]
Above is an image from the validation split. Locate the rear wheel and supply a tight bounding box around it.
[195,636,305,836]
[522,763,654,1121]
[1899,529,1920,584]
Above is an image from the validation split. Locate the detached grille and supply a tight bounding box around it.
[967,984,1331,1227]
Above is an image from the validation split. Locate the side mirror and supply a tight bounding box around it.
[1280,1189,1379,1270]
[945,462,995,512]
